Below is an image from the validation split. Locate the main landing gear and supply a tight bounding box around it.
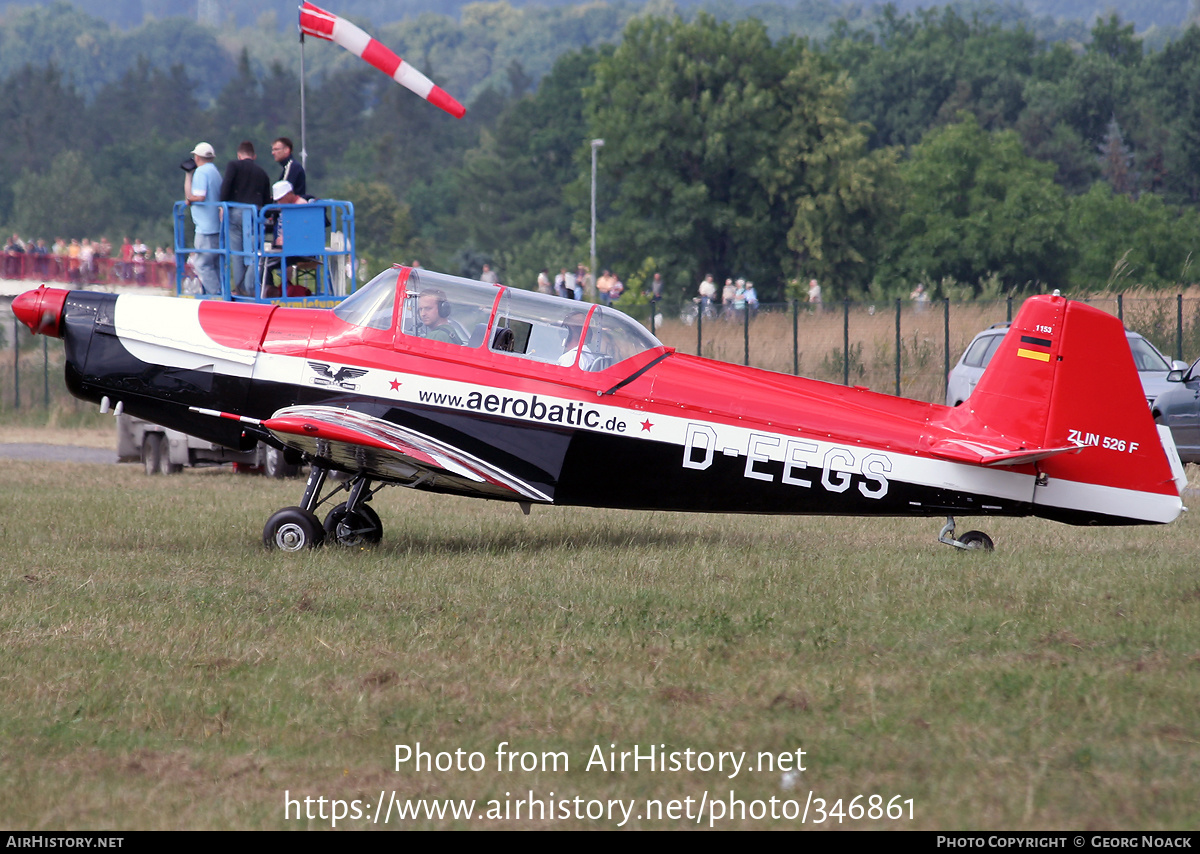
[263,465,384,550]
[938,517,994,552]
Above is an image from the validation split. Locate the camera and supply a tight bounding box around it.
[180,155,198,173]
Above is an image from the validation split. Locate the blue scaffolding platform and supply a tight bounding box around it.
[173,200,356,306]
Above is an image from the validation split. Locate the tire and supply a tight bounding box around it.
[263,507,325,551]
[142,433,163,476]
[261,444,299,479]
[322,502,383,547]
[157,437,182,475]
[958,530,994,551]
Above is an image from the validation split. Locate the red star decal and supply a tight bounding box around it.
[389,378,402,391]
[640,419,654,432]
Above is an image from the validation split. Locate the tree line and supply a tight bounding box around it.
[4,1,1200,304]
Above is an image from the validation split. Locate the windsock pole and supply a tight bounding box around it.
[299,30,308,168]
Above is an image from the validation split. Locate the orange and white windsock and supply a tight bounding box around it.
[298,2,466,119]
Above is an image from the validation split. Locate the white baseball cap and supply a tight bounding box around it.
[272,180,294,201]
[191,142,215,159]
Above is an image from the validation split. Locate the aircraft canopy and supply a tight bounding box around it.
[334,266,661,371]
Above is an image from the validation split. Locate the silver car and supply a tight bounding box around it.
[946,323,1185,407]
[1152,358,1200,463]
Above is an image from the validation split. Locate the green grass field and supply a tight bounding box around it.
[2,456,1198,830]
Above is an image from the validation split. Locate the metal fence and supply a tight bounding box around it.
[621,294,1200,404]
[6,293,1200,415]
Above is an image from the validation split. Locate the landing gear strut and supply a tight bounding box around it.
[322,474,383,547]
[262,465,383,550]
[938,517,994,552]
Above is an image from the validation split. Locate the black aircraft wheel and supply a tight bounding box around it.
[958,530,994,552]
[323,502,383,547]
[264,507,325,551]
[142,433,163,476]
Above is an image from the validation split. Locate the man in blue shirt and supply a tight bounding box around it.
[184,142,222,295]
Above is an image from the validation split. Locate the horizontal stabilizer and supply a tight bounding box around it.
[927,439,1081,467]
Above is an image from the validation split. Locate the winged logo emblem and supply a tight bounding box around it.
[308,361,368,390]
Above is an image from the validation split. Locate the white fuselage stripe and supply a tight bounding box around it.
[1033,478,1182,524]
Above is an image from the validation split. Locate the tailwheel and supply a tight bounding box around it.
[323,502,383,547]
[264,506,325,551]
[937,517,994,552]
[957,530,994,551]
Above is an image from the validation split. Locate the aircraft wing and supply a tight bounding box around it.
[926,438,1081,467]
[262,405,552,503]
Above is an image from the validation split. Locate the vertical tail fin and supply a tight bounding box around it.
[947,294,1183,525]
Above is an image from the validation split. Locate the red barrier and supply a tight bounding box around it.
[2,250,175,288]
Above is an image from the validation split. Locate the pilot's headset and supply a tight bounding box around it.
[421,289,452,319]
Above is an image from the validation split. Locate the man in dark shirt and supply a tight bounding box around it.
[221,141,271,296]
[271,137,306,199]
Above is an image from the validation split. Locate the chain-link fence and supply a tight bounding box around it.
[6,293,1200,417]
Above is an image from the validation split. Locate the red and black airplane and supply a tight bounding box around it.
[11,265,1187,550]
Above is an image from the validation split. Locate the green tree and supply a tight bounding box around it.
[0,63,84,225]
[0,4,232,102]
[587,13,891,300]
[770,61,901,294]
[88,59,201,149]
[1141,24,1200,203]
[11,150,117,240]
[0,2,119,98]
[1015,78,1100,194]
[1088,13,1143,67]
[1066,183,1200,289]
[212,49,268,145]
[827,6,1038,150]
[448,47,604,287]
[1013,14,1146,196]
[330,179,414,276]
[882,113,1072,293]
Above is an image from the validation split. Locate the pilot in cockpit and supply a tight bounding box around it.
[416,289,467,346]
[557,309,605,370]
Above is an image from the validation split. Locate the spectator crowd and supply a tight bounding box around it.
[2,233,175,288]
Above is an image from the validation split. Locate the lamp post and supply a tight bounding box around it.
[590,138,604,299]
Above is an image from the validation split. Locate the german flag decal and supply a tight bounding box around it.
[1017,334,1052,362]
